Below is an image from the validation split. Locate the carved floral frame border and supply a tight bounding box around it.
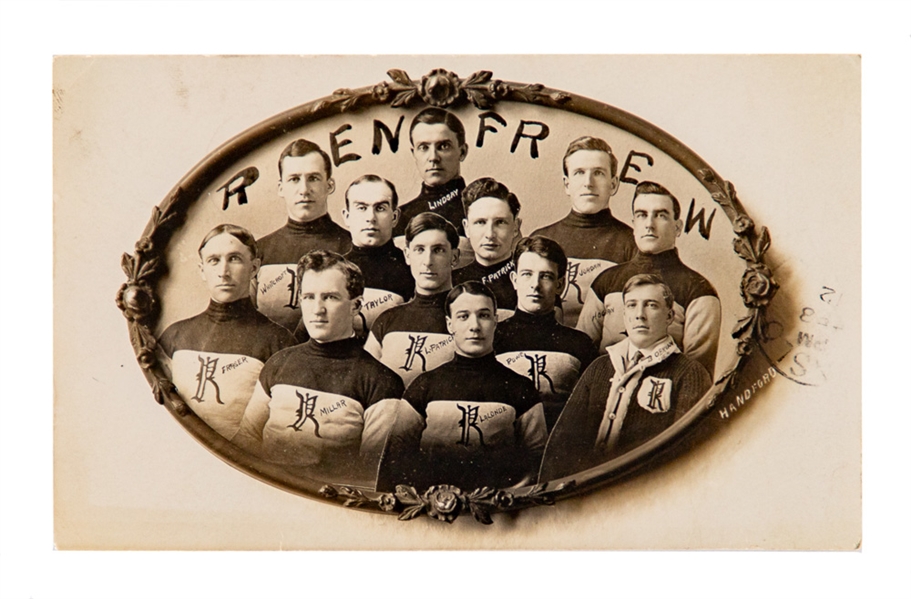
[116,68,778,525]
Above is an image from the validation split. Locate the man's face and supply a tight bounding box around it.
[632,193,682,254]
[277,153,335,223]
[623,283,674,349]
[342,180,399,248]
[462,196,520,266]
[563,150,619,215]
[198,233,260,304]
[410,122,466,187]
[511,251,565,315]
[298,267,360,343]
[446,292,497,358]
[404,228,459,295]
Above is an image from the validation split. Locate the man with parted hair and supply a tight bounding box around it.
[159,224,296,441]
[233,250,405,487]
[255,139,351,332]
[452,176,522,320]
[392,107,474,267]
[531,136,637,328]
[576,181,721,376]
[540,273,712,481]
[494,236,599,431]
[364,212,460,388]
[377,281,547,493]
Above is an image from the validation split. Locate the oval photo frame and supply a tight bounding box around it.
[118,67,778,524]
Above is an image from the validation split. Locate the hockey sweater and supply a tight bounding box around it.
[539,337,711,481]
[363,291,455,388]
[232,336,405,486]
[575,248,721,376]
[452,257,517,321]
[494,309,599,431]
[255,215,352,331]
[345,241,414,328]
[158,298,296,440]
[393,176,466,238]
[531,208,637,327]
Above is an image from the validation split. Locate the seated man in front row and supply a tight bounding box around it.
[539,274,712,481]
[453,177,522,320]
[364,212,460,388]
[494,236,599,432]
[576,181,721,376]
[378,282,548,493]
[232,250,405,487]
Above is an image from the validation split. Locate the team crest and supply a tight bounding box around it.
[637,376,673,414]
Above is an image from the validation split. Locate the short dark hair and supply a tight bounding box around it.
[296,250,364,300]
[404,212,460,250]
[198,224,259,260]
[622,273,675,311]
[345,174,399,210]
[512,235,568,279]
[444,281,497,317]
[632,181,681,220]
[462,177,521,218]
[278,139,332,179]
[409,107,466,147]
[562,136,619,178]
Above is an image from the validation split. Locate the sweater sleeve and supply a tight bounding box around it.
[230,380,271,455]
[575,289,606,347]
[682,295,722,378]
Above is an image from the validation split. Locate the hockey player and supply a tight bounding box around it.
[494,236,599,431]
[255,139,351,331]
[530,136,637,327]
[383,282,548,492]
[392,107,474,267]
[364,212,460,388]
[452,177,522,320]
[232,250,405,487]
[158,224,296,440]
[576,181,721,376]
[540,274,712,481]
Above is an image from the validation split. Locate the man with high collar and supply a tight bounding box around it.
[494,236,599,431]
[452,177,522,321]
[576,181,721,376]
[392,107,473,266]
[255,139,351,332]
[159,224,295,441]
[290,174,415,343]
[380,282,547,492]
[540,274,712,481]
[364,212,460,388]
[232,250,405,487]
[530,136,637,327]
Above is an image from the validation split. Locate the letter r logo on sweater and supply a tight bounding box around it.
[637,376,673,413]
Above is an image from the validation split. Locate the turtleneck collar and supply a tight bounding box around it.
[420,176,465,199]
[205,297,257,323]
[562,208,620,228]
[630,248,682,268]
[452,351,498,368]
[286,213,335,235]
[510,308,559,327]
[412,289,451,308]
[304,335,362,358]
[348,240,397,257]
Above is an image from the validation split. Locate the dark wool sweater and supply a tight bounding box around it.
[255,214,352,331]
[494,309,599,431]
[233,337,404,483]
[531,208,637,328]
[384,352,547,492]
[393,176,466,236]
[365,290,455,388]
[539,349,711,482]
[452,257,518,315]
[158,298,296,439]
